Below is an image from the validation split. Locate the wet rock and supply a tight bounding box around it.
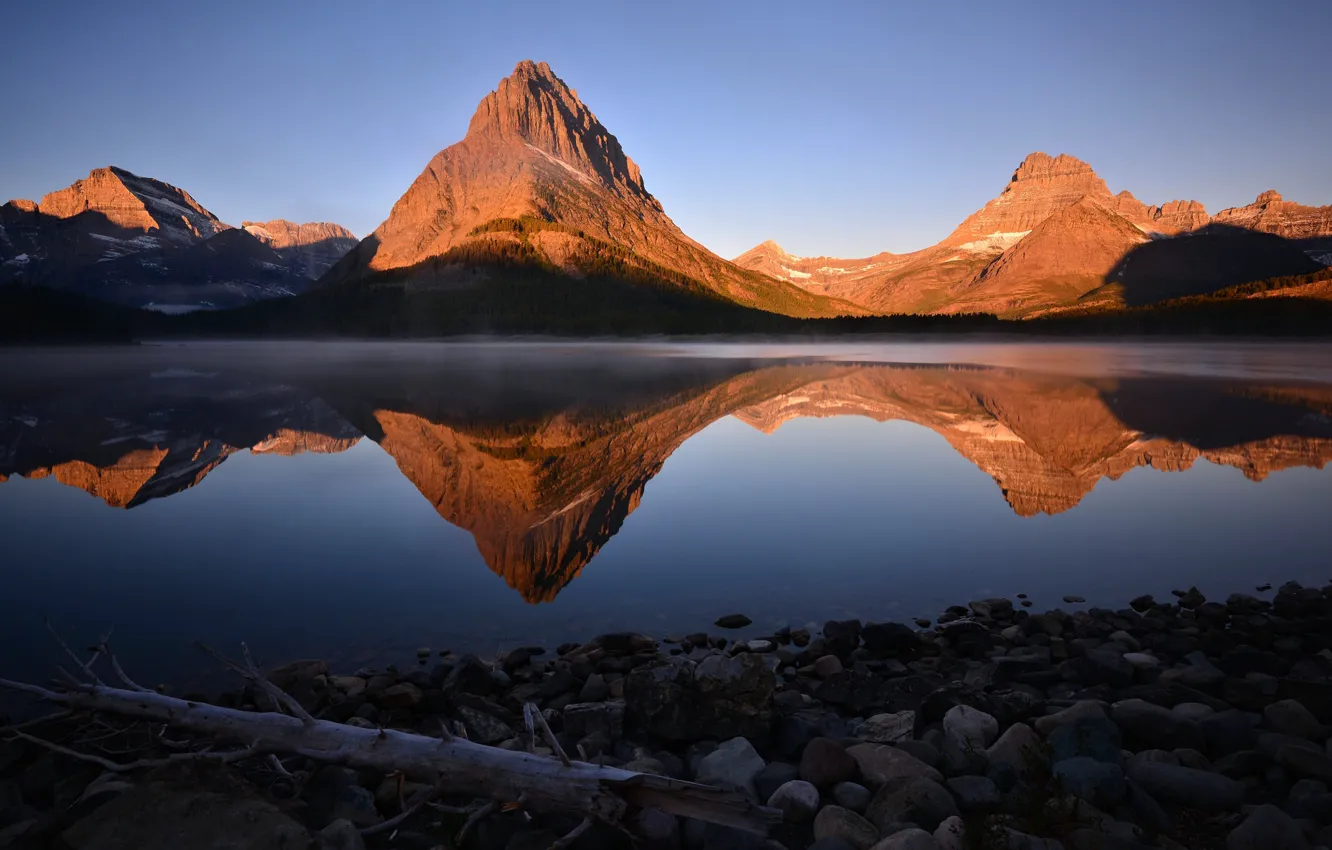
[1265,699,1324,739]
[1063,596,1086,604]
[846,743,943,790]
[1111,699,1205,752]
[1053,757,1126,806]
[754,762,800,801]
[60,783,310,849]
[862,622,921,657]
[945,775,999,810]
[562,701,625,740]
[696,737,766,801]
[969,599,1013,619]
[578,673,610,702]
[1126,762,1243,811]
[766,779,819,822]
[801,738,860,788]
[1226,803,1309,850]
[865,776,958,831]
[441,654,495,697]
[833,781,873,812]
[1275,742,1332,781]
[714,614,752,629]
[857,711,915,744]
[632,807,680,850]
[943,705,999,748]
[824,620,862,657]
[814,805,879,850]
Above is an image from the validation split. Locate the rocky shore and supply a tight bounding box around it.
[7,581,1332,849]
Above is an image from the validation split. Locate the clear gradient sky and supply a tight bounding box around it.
[3,0,1330,258]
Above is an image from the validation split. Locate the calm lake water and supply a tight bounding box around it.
[3,340,1332,690]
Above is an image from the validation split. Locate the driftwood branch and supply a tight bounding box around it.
[0,647,780,835]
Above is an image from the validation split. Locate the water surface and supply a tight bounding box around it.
[3,340,1331,689]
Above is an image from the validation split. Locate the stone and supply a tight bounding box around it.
[824,620,863,656]
[441,654,495,697]
[578,673,610,702]
[862,622,922,657]
[1126,762,1243,811]
[1035,701,1107,736]
[1111,699,1205,752]
[562,701,625,740]
[865,777,958,831]
[1172,702,1215,721]
[801,738,860,788]
[982,722,1040,779]
[1121,653,1159,670]
[945,775,999,810]
[632,808,680,850]
[746,639,776,653]
[754,762,800,801]
[896,740,939,768]
[1053,757,1127,806]
[846,743,943,790]
[1199,709,1261,756]
[942,705,999,748]
[625,654,775,742]
[1226,803,1309,850]
[1276,743,1332,781]
[316,819,366,850]
[1063,596,1086,604]
[857,711,915,744]
[1049,717,1123,766]
[969,598,1013,619]
[378,682,423,709]
[766,780,819,823]
[813,805,879,850]
[933,817,965,850]
[868,828,938,850]
[811,841,858,850]
[833,781,873,812]
[696,737,766,801]
[715,614,752,629]
[456,706,512,745]
[59,784,310,849]
[1265,699,1324,740]
[1173,651,1226,689]
[816,655,846,678]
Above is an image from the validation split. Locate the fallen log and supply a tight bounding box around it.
[0,639,781,841]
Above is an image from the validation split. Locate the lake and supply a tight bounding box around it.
[3,340,1331,691]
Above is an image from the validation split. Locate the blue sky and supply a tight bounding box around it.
[3,0,1330,258]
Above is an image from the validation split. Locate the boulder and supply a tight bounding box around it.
[696,737,766,801]
[754,762,800,802]
[944,775,999,811]
[562,701,625,740]
[857,711,915,744]
[833,781,873,812]
[1111,699,1205,753]
[868,828,938,850]
[801,738,860,788]
[1034,701,1108,736]
[1053,757,1127,806]
[846,743,943,790]
[1264,699,1324,740]
[315,820,366,850]
[1048,717,1123,766]
[625,654,774,742]
[933,817,965,850]
[766,780,819,823]
[813,805,879,850]
[942,705,999,748]
[986,722,1042,785]
[865,777,958,831]
[1126,762,1243,811]
[1226,804,1309,850]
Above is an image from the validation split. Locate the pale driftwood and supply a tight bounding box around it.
[0,675,780,834]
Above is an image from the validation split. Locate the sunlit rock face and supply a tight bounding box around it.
[319,61,858,318]
[241,220,359,280]
[735,152,1332,317]
[4,359,1330,602]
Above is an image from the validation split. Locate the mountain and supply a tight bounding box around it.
[736,152,1332,317]
[1,168,358,310]
[242,220,359,279]
[319,60,862,319]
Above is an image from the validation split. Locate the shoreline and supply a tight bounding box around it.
[5,580,1332,848]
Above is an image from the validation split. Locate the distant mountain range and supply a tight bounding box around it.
[0,167,356,310]
[3,60,1331,323]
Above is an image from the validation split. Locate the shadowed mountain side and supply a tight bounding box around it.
[1087,225,1324,307]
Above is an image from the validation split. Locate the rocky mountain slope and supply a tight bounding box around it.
[319,61,862,319]
[736,153,1332,317]
[1,168,357,310]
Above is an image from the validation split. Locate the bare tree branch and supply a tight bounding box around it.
[549,816,594,850]
[45,620,104,686]
[3,729,262,773]
[361,783,441,837]
[194,642,316,727]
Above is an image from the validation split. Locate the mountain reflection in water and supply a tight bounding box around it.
[3,344,1331,605]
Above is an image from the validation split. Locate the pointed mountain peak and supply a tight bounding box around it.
[756,239,789,255]
[1255,190,1284,205]
[464,60,649,200]
[1011,152,1098,184]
